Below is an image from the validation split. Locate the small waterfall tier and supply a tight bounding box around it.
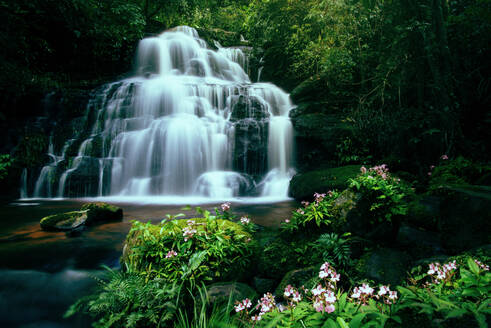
[31,26,295,201]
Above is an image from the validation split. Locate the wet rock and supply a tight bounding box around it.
[40,211,88,231]
[206,282,257,304]
[80,202,123,225]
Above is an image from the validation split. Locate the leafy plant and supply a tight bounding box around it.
[314,233,352,270]
[0,154,12,180]
[65,267,181,328]
[122,205,254,286]
[398,257,491,327]
[282,191,341,232]
[348,165,412,224]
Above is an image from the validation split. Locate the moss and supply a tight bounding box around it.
[289,165,361,201]
[80,202,123,225]
[40,210,87,231]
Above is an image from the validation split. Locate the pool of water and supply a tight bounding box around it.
[0,198,297,327]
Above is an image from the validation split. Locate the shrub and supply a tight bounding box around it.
[314,233,352,270]
[282,191,341,232]
[122,205,254,286]
[348,165,412,224]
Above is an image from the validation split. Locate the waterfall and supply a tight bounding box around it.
[19,168,28,199]
[30,26,295,201]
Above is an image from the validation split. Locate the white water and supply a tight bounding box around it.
[30,26,295,201]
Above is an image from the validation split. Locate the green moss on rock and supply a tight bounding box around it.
[80,202,123,225]
[289,165,361,201]
[40,211,88,231]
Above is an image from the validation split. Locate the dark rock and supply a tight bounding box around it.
[233,118,269,177]
[360,248,411,286]
[80,202,123,225]
[290,77,328,104]
[289,165,361,201]
[438,186,491,253]
[397,224,444,256]
[252,277,276,296]
[206,282,257,304]
[275,266,316,296]
[40,211,88,231]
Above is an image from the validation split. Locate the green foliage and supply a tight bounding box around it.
[0,154,12,181]
[14,133,49,168]
[398,257,491,327]
[65,267,181,328]
[428,156,490,194]
[348,165,412,224]
[282,191,341,232]
[314,233,352,270]
[123,210,254,286]
[175,285,245,328]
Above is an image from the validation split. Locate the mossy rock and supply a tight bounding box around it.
[356,248,411,286]
[289,165,361,201]
[207,282,257,305]
[290,77,328,103]
[275,266,316,297]
[40,211,88,231]
[80,202,123,225]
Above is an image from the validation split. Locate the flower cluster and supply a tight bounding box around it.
[441,154,449,160]
[182,220,197,241]
[284,285,302,304]
[366,164,389,180]
[314,192,326,203]
[221,202,231,212]
[427,260,457,282]
[474,259,489,271]
[301,200,310,207]
[165,250,177,259]
[319,262,340,284]
[376,285,398,304]
[234,298,252,313]
[351,283,374,304]
[251,292,276,322]
[310,284,336,313]
[240,216,251,225]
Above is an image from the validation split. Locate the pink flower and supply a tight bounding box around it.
[296,209,305,215]
[284,219,290,223]
[240,216,250,225]
[378,285,390,296]
[165,250,177,258]
[243,298,252,309]
[301,201,310,207]
[430,165,435,170]
[251,315,262,321]
[360,166,367,174]
[428,172,432,176]
[220,202,231,211]
[388,290,398,300]
[441,154,449,160]
[284,285,294,297]
[292,291,302,303]
[234,303,245,312]
[474,259,490,271]
[325,304,335,313]
[311,285,325,296]
[182,226,197,241]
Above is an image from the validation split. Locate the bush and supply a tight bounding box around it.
[282,191,342,233]
[122,206,254,286]
[348,165,412,225]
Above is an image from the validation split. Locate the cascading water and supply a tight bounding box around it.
[30,26,295,202]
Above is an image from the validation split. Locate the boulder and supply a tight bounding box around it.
[80,202,123,225]
[289,165,361,201]
[40,211,88,231]
[39,202,122,231]
[358,248,411,286]
[438,186,491,252]
[275,266,316,296]
[252,277,276,296]
[207,282,257,304]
